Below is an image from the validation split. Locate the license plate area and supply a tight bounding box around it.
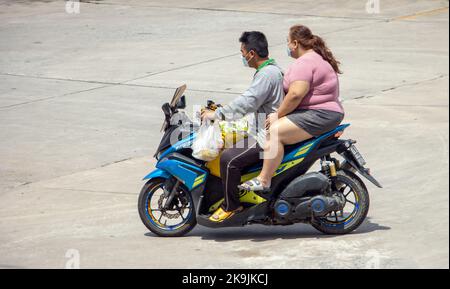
[349,145,366,166]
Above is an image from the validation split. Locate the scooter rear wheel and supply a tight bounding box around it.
[138,178,196,237]
[311,170,369,235]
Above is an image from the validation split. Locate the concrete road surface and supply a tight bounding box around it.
[0,0,448,268]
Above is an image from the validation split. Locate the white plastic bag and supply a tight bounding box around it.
[192,121,224,161]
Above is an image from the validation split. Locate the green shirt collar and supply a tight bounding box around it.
[256,58,275,72]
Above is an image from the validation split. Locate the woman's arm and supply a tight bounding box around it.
[266,80,310,128]
[277,80,310,118]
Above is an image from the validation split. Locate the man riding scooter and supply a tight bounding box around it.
[201,31,285,222]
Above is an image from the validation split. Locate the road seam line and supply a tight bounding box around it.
[394,7,449,21]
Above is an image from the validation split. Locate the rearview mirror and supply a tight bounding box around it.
[176,95,186,109]
[162,102,171,116]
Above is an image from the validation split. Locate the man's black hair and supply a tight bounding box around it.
[239,31,269,58]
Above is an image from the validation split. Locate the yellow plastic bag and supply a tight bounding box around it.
[206,118,249,177]
[219,118,249,148]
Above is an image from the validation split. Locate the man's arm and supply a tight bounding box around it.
[215,72,271,121]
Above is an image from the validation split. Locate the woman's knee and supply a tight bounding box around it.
[268,121,284,141]
[268,119,293,146]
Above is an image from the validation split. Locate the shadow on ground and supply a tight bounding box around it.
[144,217,390,242]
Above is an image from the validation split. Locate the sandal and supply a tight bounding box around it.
[209,206,243,223]
[238,178,270,192]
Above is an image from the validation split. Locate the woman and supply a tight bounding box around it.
[240,24,345,191]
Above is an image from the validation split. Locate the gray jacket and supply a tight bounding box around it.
[215,62,285,147]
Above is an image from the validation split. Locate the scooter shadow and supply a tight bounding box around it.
[144,218,390,242]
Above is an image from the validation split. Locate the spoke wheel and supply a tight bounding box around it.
[138,178,196,237]
[311,170,369,235]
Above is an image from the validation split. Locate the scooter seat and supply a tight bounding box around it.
[283,123,350,154]
[284,138,315,154]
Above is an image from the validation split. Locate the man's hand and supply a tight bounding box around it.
[265,112,279,130]
[201,109,218,122]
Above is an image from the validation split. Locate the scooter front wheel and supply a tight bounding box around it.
[138,178,196,237]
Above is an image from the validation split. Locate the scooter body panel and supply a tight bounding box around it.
[143,169,171,181]
[142,122,378,228]
[155,158,208,191]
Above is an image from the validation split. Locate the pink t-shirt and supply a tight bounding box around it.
[283,51,344,114]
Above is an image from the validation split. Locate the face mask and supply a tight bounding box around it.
[286,45,293,58]
[241,54,249,67]
[241,51,253,67]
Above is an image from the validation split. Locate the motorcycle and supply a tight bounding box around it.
[138,86,382,237]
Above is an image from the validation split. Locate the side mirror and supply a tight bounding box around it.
[175,95,186,109]
[162,102,172,116]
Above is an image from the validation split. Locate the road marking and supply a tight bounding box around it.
[394,7,448,21]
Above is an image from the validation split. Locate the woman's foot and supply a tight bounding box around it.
[238,177,271,192]
[209,206,244,223]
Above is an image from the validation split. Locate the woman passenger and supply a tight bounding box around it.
[241,24,345,191]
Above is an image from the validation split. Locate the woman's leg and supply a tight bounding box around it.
[258,117,313,187]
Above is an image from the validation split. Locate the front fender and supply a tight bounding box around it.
[142,159,206,211]
[142,169,170,181]
[156,158,207,190]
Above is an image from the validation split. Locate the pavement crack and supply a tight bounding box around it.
[393,73,447,89]
[347,74,448,101]
[392,6,449,21]
[348,103,449,108]
[80,1,390,21]
[0,73,242,110]
[0,82,110,110]
[7,155,151,194]
[100,157,133,168]
[43,187,136,196]
[122,52,240,82]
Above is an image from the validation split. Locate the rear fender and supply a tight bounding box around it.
[339,148,382,188]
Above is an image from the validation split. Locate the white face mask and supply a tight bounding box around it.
[241,51,253,67]
[241,54,249,67]
[286,45,293,58]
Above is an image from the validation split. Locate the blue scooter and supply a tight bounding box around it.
[138,87,382,237]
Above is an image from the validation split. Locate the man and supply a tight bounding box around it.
[201,31,284,222]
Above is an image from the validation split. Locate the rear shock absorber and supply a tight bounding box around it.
[321,156,339,193]
[329,161,337,177]
[320,157,346,212]
[320,156,337,178]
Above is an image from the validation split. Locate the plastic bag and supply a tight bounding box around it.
[219,118,249,148]
[192,121,224,161]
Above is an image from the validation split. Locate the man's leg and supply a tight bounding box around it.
[220,137,261,211]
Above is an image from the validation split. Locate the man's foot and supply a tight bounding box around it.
[238,178,271,192]
[209,206,244,223]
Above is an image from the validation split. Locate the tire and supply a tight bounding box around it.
[138,178,197,237]
[311,170,370,235]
